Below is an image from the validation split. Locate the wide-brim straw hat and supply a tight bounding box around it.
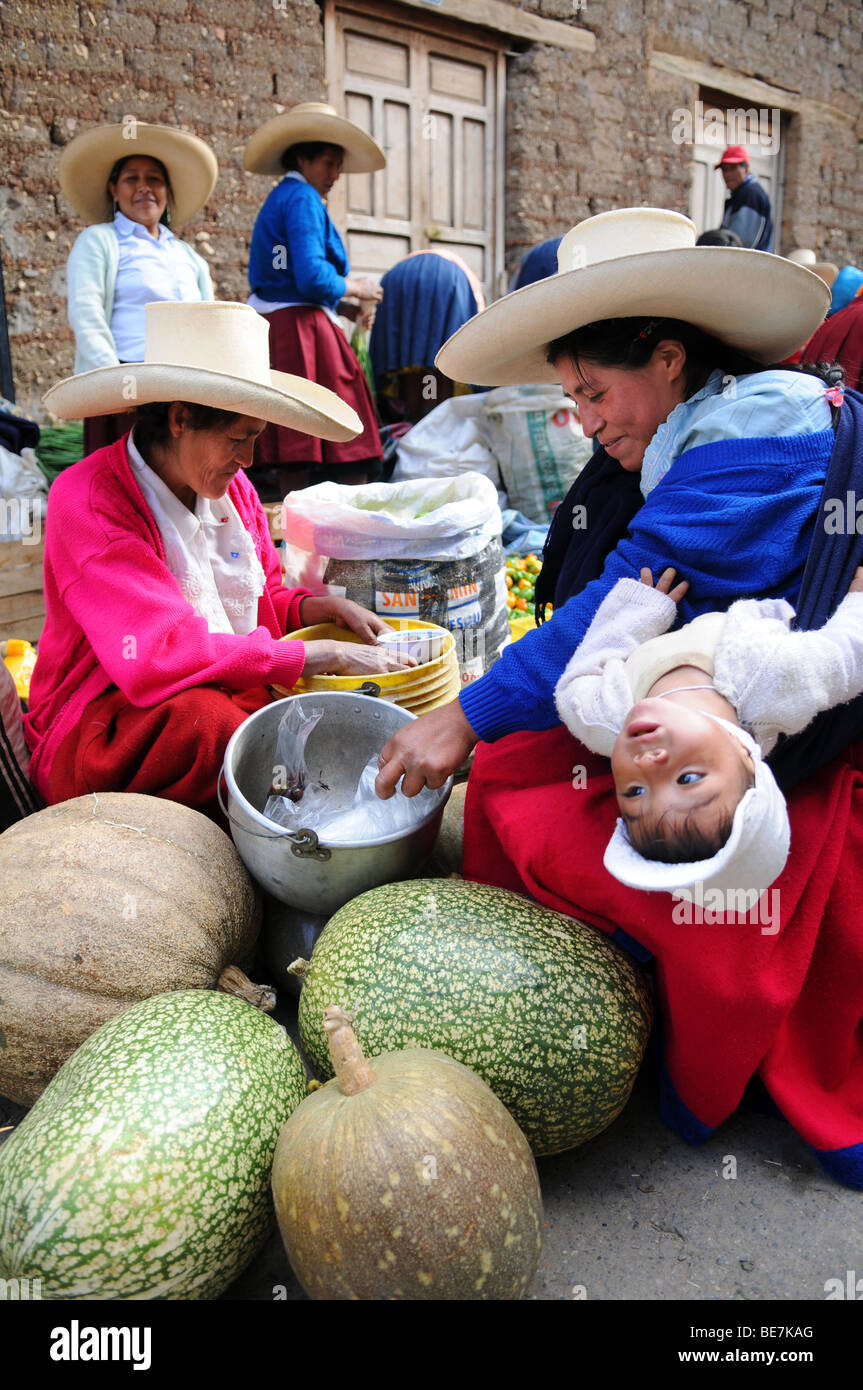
[786,248,840,289]
[58,122,218,227]
[243,102,385,176]
[436,208,831,387]
[42,301,362,441]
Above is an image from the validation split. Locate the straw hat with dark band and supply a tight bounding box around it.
[58,122,218,227]
[435,208,831,388]
[42,301,362,442]
[243,102,385,177]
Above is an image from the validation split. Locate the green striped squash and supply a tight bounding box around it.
[295,879,653,1156]
[0,990,306,1300]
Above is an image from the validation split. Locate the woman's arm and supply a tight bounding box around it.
[282,188,348,305]
[377,430,831,795]
[66,227,120,373]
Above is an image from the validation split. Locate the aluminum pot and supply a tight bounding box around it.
[220,691,452,915]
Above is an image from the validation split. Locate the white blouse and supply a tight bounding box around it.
[127,431,266,635]
[110,211,204,360]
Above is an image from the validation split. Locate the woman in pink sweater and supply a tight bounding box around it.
[26,301,412,816]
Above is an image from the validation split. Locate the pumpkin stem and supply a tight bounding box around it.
[323,1005,376,1095]
[287,958,310,981]
[217,966,277,1013]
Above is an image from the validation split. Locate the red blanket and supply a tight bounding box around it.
[463,727,863,1187]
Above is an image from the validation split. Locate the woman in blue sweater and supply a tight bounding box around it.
[374,207,863,1187]
[244,104,386,498]
[375,207,839,796]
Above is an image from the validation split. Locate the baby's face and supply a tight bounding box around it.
[611,698,754,839]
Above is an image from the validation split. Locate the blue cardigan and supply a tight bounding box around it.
[247,176,348,310]
[461,428,836,740]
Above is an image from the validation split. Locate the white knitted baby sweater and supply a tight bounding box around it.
[554,578,863,758]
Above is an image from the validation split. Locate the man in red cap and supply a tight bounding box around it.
[716,145,774,252]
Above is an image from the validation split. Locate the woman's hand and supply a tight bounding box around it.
[848,566,863,595]
[298,594,394,644]
[375,700,477,799]
[301,639,416,678]
[357,302,378,331]
[639,566,689,604]
[344,275,383,303]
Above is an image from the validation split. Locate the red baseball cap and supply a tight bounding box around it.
[715,144,749,168]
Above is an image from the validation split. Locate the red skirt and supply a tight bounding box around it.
[254,305,382,469]
[83,412,136,456]
[463,726,863,1186]
[46,683,273,827]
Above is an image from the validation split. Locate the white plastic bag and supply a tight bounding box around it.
[281,473,502,562]
[483,385,594,522]
[265,750,440,845]
[391,394,503,499]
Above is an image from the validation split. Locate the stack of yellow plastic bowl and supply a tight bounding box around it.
[271,619,461,715]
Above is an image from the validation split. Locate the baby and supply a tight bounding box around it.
[554,566,863,895]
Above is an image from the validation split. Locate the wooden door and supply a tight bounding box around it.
[688,95,785,249]
[325,1,505,299]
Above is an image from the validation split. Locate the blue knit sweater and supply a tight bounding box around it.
[461,429,835,740]
[247,176,349,309]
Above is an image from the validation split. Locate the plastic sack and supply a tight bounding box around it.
[390,394,502,497]
[281,473,502,562]
[0,446,47,543]
[325,537,510,685]
[482,385,594,522]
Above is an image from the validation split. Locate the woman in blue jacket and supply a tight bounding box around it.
[244,103,386,497]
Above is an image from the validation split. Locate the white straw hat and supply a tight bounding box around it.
[436,208,830,387]
[243,103,385,176]
[786,248,840,289]
[58,122,218,227]
[42,301,362,441]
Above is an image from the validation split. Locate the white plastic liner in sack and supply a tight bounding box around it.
[281,475,509,685]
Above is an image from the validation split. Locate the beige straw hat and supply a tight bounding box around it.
[42,301,362,441]
[436,208,831,387]
[786,248,840,289]
[58,122,218,227]
[243,102,385,176]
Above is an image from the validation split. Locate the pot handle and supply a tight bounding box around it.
[216,767,332,859]
[352,680,381,697]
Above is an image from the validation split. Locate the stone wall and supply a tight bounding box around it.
[2,0,861,415]
[1,0,327,412]
[506,0,863,266]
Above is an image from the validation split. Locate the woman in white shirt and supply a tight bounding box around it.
[60,123,217,456]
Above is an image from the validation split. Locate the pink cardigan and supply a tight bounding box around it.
[25,438,312,798]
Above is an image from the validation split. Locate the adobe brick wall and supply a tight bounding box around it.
[506,0,863,269]
[1,0,327,414]
[2,0,861,415]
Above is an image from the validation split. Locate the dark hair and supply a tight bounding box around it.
[695,228,743,247]
[547,315,848,414]
[279,141,343,172]
[107,154,174,226]
[546,317,764,399]
[625,763,755,864]
[796,358,846,429]
[133,401,242,453]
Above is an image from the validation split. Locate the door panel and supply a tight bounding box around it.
[326,2,504,300]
